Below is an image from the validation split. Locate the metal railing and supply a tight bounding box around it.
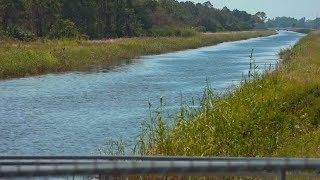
[1,156,320,179]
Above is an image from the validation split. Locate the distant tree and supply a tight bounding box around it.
[27,0,62,36]
[47,19,79,39]
[222,6,230,12]
[0,0,268,39]
[255,12,267,22]
[266,18,274,28]
[149,6,177,27]
[0,0,26,29]
[297,17,306,27]
[203,1,213,8]
[233,9,252,22]
[311,18,320,29]
[266,17,305,28]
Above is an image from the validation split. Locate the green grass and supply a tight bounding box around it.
[290,28,315,34]
[0,31,275,79]
[136,31,320,158]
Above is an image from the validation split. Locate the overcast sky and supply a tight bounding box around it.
[180,0,320,20]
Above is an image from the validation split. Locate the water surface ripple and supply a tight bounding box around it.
[0,31,304,155]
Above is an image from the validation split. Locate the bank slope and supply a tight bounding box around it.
[0,31,274,79]
[138,31,320,157]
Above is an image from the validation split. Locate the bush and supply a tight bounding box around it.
[180,28,197,37]
[4,26,35,41]
[149,27,173,37]
[194,26,207,32]
[48,19,79,39]
[0,29,4,39]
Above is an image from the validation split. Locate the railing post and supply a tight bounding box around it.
[280,170,286,180]
[99,175,114,180]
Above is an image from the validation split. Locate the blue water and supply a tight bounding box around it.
[0,31,304,155]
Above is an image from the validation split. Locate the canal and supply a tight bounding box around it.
[0,31,304,155]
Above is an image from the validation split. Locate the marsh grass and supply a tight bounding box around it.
[135,31,320,158]
[0,31,275,79]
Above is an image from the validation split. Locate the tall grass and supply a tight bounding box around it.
[136,31,320,157]
[0,31,275,79]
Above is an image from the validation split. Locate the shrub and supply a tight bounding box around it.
[149,27,173,37]
[4,26,35,41]
[194,26,207,32]
[180,28,197,37]
[48,19,79,39]
[0,29,4,39]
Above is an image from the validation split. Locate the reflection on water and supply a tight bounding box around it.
[0,31,304,155]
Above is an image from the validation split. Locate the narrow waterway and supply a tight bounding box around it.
[0,31,304,155]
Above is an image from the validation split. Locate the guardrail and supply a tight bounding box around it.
[1,156,320,179]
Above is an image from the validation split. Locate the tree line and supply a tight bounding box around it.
[0,0,266,40]
[267,17,320,29]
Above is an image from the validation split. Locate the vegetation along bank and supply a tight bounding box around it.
[0,31,274,79]
[137,31,320,158]
[0,0,267,40]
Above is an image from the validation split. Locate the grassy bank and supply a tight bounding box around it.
[290,28,315,34]
[137,31,320,157]
[0,31,274,79]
